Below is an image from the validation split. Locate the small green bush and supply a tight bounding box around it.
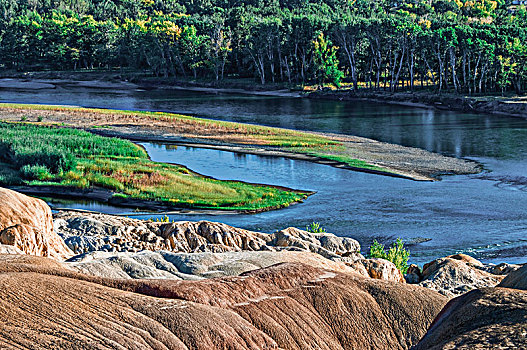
[368,238,410,274]
[306,222,326,233]
[21,164,54,181]
[149,215,173,223]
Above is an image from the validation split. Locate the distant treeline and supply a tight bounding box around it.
[0,0,526,93]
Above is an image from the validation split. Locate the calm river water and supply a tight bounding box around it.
[3,86,527,264]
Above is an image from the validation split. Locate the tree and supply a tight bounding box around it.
[312,32,343,87]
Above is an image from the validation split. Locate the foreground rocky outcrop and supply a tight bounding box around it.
[55,211,417,282]
[413,287,527,349]
[0,187,72,260]
[0,254,447,350]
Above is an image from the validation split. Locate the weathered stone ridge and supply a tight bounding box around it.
[54,211,362,260]
[67,250,360,280]
[414,287,527,349]
[404,254,506,297]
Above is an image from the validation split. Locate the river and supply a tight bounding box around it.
[2,86,527,264]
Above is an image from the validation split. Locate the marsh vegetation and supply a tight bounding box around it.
[0,122,309,211]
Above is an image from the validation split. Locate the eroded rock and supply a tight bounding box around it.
[490,262,523,276]
[0,187,72,260]
[414,287,527,349]
[352,258,405,283]
[418,255,504,297]
[498,264,527,290]
[54,211,361,261]
[0,243,24,255]
[0,254,447,350]
[67,250,360,280]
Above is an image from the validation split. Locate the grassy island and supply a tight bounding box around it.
[0,122,309,211]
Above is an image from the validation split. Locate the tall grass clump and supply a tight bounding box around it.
[21,164,54,181]
[0,122,146,176]
[367,238,410,274]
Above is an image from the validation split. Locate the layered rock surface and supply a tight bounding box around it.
[414,287,527,349]
[54,211,362,259]
[0,187,72,260]
[0,254,446,350]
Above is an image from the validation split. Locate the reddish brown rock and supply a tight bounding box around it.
[0,187,72,260]
[414,287,527,349]
[0,255,447,349]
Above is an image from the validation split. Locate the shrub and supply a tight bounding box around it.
[149,215,173,223]
[21,164,54,181]
[306,222,326,233]
[368,238,410,274]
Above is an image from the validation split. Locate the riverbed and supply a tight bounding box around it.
[2,86,527,264]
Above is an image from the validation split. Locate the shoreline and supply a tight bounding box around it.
[93,131,423,181]
[0,73,525,119]
[308,90,527,120]
[8,183,312,214]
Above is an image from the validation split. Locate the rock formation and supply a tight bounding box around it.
[351,258,405,283]
[67,250,361,280]
[54,211,362,260]
[0,187,72,260]
[413,287,527,349]
[0,254,447,350]
[412,254,504,297]
[0,244,24,255]
[498,263,527,290]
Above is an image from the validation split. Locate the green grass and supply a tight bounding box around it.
[0,122,308,211]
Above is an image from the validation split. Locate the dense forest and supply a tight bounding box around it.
[0,0,526,93]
